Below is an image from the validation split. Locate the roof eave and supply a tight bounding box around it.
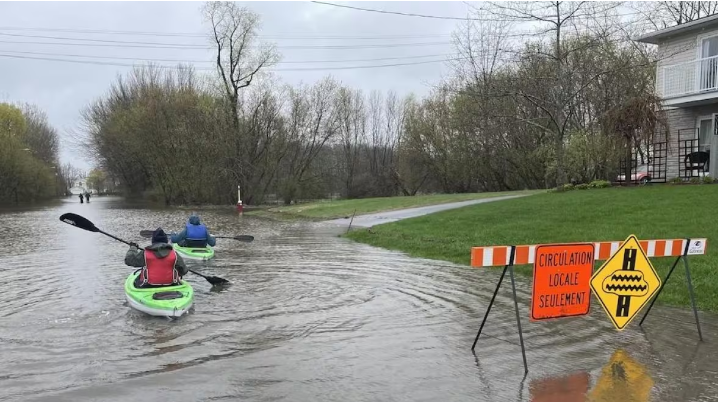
[634,35,660,44]
[632,14,718,44]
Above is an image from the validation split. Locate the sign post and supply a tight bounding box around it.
[638,238,706,340]
[470,236,708,373]
[471,246,529,374]
[531,243,594,321]
[590,235,661,331]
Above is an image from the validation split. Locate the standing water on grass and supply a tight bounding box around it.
[1,196,718,401]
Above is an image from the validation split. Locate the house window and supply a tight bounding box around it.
[702,36,718,58]
[699,118,712,150]
[700,36,718,90]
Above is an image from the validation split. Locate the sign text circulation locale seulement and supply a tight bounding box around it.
[531,243,595,321]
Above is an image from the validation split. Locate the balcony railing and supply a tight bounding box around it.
[662,55,718,98]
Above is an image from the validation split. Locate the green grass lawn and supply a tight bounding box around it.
[251,190,540,220]
[345,184,718,312]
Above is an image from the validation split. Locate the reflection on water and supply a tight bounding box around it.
[588,350,653,402]
[0,196,717,401]
[531,372,589,402]
[529,350,654,402]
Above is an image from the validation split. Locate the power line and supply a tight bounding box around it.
[278,57,461,71]
[0,52,462,71]
[0,53,202,69]
[311,1,482,21]
[0,39,203,50]
[0,32,206,47]
[0,26,452,40]
[312,2,643,23]
[0,49,457,64]
[0,38,452,50]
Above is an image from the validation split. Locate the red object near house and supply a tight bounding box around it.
[616,164,652,184]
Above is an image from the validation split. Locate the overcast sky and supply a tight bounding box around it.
[0,1,481,171]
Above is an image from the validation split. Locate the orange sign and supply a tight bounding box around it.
[531,243,595,321]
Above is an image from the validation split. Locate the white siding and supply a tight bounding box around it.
[656,28,718,97]
[659,104,718,179]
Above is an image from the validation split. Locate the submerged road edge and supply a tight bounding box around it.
[322,194,534,229]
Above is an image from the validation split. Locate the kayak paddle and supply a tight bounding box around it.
[139,230,254,242]
[59,213,229,286]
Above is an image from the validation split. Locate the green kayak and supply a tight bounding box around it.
[172,243,215,261]
[124,271,194,318]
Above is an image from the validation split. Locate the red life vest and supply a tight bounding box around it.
[139,249,179,286]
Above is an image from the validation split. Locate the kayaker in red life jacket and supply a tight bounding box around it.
[124,228,188,288]
[170,215,217,248]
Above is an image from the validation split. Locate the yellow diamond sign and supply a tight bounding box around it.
[590,234,661,330]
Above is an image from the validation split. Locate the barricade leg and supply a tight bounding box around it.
[509,265,529,374]
[639,240,703,341]
[639,256,680,326]
[471,246,528,372]
[471,264,508,351]
[682,256,703,341]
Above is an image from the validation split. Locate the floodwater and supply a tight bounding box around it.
[1,196,717,402]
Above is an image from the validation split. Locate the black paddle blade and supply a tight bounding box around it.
[187,269,230,286]
[205,275,230,285]
[139,230,153,238]
[59,213,99,232]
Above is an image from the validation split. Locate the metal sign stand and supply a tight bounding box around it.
[638,239,703,340]
[470,246,529,374]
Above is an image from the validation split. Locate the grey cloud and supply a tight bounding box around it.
[0,1,471,169]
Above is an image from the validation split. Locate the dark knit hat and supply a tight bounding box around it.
[152,228,168,244]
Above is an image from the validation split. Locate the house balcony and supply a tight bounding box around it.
[661,55,718,107]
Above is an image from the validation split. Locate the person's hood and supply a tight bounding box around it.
[146,242,173,258]
[188,215,201,225]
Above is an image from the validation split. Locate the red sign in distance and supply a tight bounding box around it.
[531,243,595,321]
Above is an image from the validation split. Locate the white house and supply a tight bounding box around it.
[635,15,718,180]
[69,179,97,195]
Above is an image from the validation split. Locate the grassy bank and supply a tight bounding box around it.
[250,190,541,220]
[346,184,718,312]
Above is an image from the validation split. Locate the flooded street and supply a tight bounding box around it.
[1,197,717,401]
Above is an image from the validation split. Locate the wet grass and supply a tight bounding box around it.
[250,190,541,220]
[345,184,718,312]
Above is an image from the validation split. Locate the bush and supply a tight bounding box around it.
[703,176,714,184]
[576,183,590,190]
[689,177,701,185]
[589,180,611,189]
[668,177,683,185]
[562,183,575,191]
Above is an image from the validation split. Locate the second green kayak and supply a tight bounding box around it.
[172,243,215,261]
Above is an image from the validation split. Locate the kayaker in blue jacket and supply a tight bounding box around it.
[171,215,216,248]
[125,228,188,288]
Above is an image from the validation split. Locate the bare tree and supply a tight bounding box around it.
[335,87,366,197]
[633,1,718,30]
[479,1,623,189]
[278,77,339,203]
[203,1,280,202]
[21,103,59,165]
[204,2,279,121]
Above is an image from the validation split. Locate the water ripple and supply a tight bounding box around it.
[1,198,717,402]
